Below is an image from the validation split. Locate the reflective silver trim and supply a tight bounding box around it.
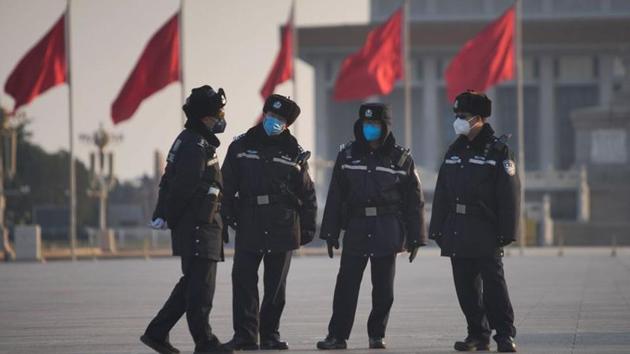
[272,157,300,170]
[236,152,260,160]
[375,166,407,175]
[341,164,368,170]
[469,158,496,166]
[207,157,219,166]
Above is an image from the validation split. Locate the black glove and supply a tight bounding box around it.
[498,235,513,247]
[326,239,339,259]
[300,231,315,246]
[406,241,420,263]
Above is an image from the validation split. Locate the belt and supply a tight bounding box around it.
[240,194,295,207]
[450,203,486,217]
[350,204,401,217]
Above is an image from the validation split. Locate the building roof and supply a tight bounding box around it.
[297,18,630,57]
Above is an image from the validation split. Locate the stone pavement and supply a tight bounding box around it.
[0,247,629,354]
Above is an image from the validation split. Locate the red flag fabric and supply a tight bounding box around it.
[259,5,294,100]
[111,13,180,124]
[333,8,403,101]
[445,6,515,102]
[4,14,66,113]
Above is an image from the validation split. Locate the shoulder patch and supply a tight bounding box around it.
[502,159,516,176]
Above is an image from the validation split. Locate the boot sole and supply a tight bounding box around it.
[140,335,180,354]
[317,343,347,350]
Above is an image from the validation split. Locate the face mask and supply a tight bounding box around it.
[362,122,382,142]
[453,114,479,136]
[263,115,286,136]
[210,118,226,134]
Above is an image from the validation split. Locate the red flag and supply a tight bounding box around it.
[333,8,403,101]
[4,14,66,113]
[445,6,515,102]
[111,13,180,124]
[260,5,294,100]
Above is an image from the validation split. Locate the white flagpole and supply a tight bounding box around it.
[65,0,77,261]
[403,0,412,149]
[515,0,526,255]
[179,0,186,129]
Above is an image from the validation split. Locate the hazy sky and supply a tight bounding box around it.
[0,0,369,180]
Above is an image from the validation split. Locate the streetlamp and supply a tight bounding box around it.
[80,124,122,254]
[0,107,26,261]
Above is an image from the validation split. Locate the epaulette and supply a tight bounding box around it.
[233,133,246,141]
[340,141,354,159]
[492,134,511,152]
[196,137,209,149]
[297,144,305,154]
[339,141,353,152]
[296,150,311,166]
[394,144,411,168]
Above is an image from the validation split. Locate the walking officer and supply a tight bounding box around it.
[141,85,232,354]
[221,94,317,351]
[429,91,519,352]
[316,103,427,350]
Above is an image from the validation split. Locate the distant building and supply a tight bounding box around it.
[297,0,630,244]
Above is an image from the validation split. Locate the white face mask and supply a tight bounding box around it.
[453,118,472,136]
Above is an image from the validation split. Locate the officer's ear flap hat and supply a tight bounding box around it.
[453,90,492,118]
[263,94,301,126]
[354,102,392,145]
[182,85,227,120]
[358,103,392,125]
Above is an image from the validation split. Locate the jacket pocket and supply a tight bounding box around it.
[192,224,223,261]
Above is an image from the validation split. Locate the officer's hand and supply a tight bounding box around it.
[326,239,339,259]
[149,218,168,230]
[408,245,419,263]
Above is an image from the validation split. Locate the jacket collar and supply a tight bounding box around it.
[243,124,300,157]
[452,123,494,151]
[184,118,220,148]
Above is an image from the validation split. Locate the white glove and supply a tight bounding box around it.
[150,217,168,230]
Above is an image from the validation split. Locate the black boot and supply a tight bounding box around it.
[223,337,259,351]
[260,338,289,350]
[496,337,517,352]
[316,336,347,350]
[368,337,386,349]
[140,334,181,354]
[454,337,490,351]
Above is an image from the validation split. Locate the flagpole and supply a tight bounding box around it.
[403,0,412,149]
[291,0,298,138]
[179,0,186,129]
[65,0,77,261]
[515,0,526,255]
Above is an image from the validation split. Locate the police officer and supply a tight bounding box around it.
[429,91,519,352]
[221,94,317,351]
[141,85,232,354]
[316,103,427,350]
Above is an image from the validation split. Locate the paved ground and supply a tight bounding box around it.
[1,247,629,354]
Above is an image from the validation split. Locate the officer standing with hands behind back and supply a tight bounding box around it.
[317,103,426,350]
[141,85,232,354]
[429,91,520,352]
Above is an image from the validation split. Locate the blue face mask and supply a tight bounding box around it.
[362,122,382,142]
[263,115,286,136]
